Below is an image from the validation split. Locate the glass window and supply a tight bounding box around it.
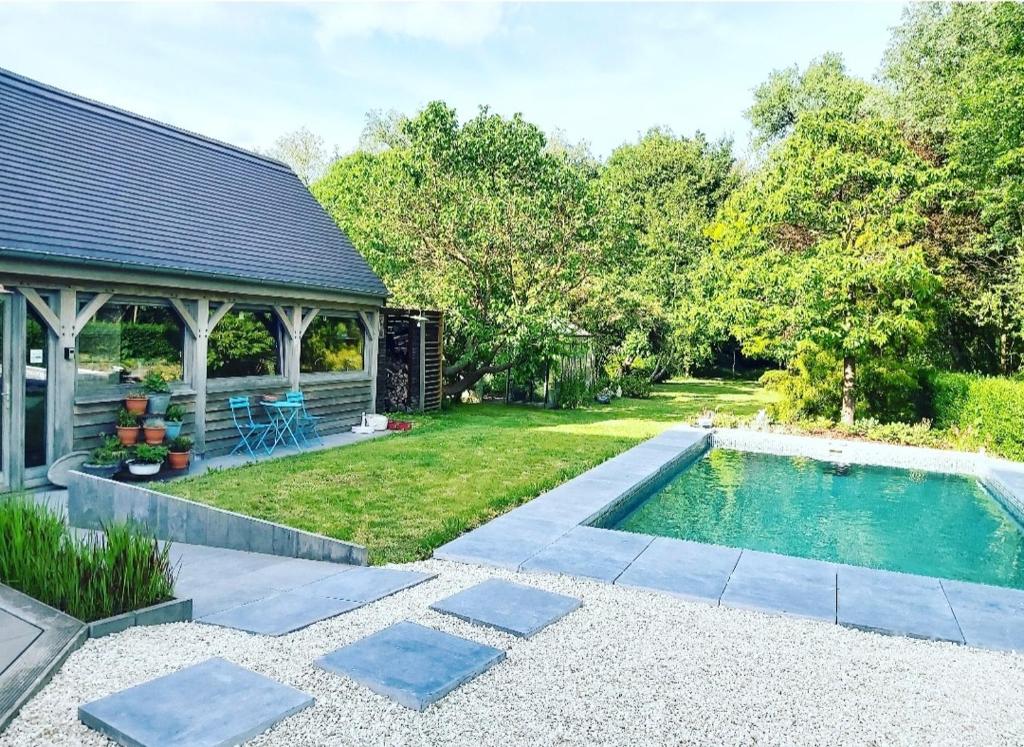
[76,300,184,391]
[208,309,284,378]
[301,315,365,373]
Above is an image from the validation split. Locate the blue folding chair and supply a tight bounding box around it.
[285,391,324,445]
[228,396,274,457]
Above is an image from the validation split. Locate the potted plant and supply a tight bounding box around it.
[142,417,166,445]
[143,372,171,416]
[164,404,186,439]
[166,435,193,470]
[127,443,168,476]
[116,408,141,446]
[81,436,126,478]
[123,390,148,416]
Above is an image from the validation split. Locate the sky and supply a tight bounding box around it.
[0,2,908,159]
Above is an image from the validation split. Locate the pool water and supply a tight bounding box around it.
[607,448,1024,589]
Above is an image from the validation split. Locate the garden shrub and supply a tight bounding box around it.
[554,367,590,409]
[929,372,1024,460]
[619,371,653,399]
[0,497,176,622]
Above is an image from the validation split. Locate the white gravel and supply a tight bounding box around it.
[5,559,1024,747]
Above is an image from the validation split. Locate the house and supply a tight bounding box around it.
[0,68,389,490]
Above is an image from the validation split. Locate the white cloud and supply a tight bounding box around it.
[310,1,506,48]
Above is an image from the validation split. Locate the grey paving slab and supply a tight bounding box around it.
[837,566,963,643]
[79,657,313,747]
[434,515,573,569]
[615,537,741,604]
[0,608,40,643]
[0,632,40,676]
[939,579,1024,651]
[227,558,351,592]
[300,567,435,603]
[198,591,363,636]
[316,621,505,711]
[520,526,654,582]
[720,550,837,622]
[430,579,582,638]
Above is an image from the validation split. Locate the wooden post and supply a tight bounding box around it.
[192,299,210,457]
[418,318,426,412]
[368,311,379,414]
[51,289,77,461]
[288,305,301,391]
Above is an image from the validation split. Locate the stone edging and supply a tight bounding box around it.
[66,471,368,566]
[87,598,194,639]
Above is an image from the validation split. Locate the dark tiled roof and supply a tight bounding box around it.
[0,68,387,298]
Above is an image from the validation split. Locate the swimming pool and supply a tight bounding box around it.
[603,447,1024,590]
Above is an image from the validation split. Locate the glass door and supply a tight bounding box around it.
[0,294,8,491]
[23,303,51,484]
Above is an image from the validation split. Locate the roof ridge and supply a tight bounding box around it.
[0,66,293,175]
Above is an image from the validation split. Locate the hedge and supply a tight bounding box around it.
[929,372,1024,461]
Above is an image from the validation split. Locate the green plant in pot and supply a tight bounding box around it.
[82,436,126,479]
[164,403,185,439]
[142,372,171,416]
[167,435,193,471]
[115,408,141,446]
[123,389,148,416]
[142,417,166,445]
[127,443,168,477]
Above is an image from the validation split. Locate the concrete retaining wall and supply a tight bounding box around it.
[67,471,368,566]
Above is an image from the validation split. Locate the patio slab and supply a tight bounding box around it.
[615,537,741,604]
[837,566,963,643]
[434,515,573,569]
[300,567,435,603]
[316,621,505,711]
[720,550,837,622]
[938,579,1024,651]
[197,591,363,636]
[78,657,313,747]
[520,526,654,582]
[430,579,582,638]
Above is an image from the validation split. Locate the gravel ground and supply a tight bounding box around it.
[5,559,1024,747]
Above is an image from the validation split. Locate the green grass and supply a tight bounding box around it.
[0,497,176,622]
[164,378,775,564]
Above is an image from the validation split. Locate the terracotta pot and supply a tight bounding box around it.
[116,426,140,446]
[167,450,190,470]
[143,426,166,445]
[124,396,148,415]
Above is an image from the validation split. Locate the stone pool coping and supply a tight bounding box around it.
[434,426,1024,653]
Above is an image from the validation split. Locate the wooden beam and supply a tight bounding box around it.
[168,297,199,338]
[273,305,296,338]
[73,292,112,335]
[299,307,320,337]
[208,301,234,331]
[366,310,380,413]
[52,289,77,460]
[17,287,60,333]
[192,299,210,457]
[358,310,378,341]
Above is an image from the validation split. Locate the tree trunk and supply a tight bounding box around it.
[841,356,856,425]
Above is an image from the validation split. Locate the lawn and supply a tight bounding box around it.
[163,378,775,564]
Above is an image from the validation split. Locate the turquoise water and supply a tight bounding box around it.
[609,448,1024,589]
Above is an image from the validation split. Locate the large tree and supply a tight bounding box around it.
[313,102,599,396]
[705,110,939,423]
[882,2,1024,373]
[587,129,736,378]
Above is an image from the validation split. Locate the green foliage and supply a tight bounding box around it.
[554,367,590,410]
[300,316,364,373]
[132,444,168,464]
[0,497,175,622]
[78,321,181,366]
[207,312,278,378]
[313,102,599,395]
[619,371,653,399]
[164,403,185,422]
[116,408,138,427]
[141,371,170,393]
[87,436,126,466]
[929,372,1024,460]
[168,436,193,453]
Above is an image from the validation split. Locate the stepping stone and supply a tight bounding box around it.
[721,550,837,622]
[942,579,1024,652]
[198,590,363,636]
[79,657,313,747]
[316,620,505,711]
[837,566,963,643]
[615,537,741,604]
[301,567,435,603]
[520,526,653,582]
[430,579,581,638]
